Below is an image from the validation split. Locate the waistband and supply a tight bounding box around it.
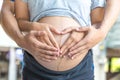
[23,49,93,74]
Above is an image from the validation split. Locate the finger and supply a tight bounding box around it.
[69,44,88,57]
[40,57,52,62]
[34,53,57,62]
[70,39,87,51]
[42,55,58,60]
[71,49,88,59]
[60,36,73,56]
[43,32,54,46]
[28,31,58,51]
[32,31,45,37]
[60,41,76,57]
[38,48,59,56]
[34,55,52,62]
[31,30,47,44]
[50,27,62,34]
[60,40,76,57]
[62,41,77,56]
[47,29,60,49]
[61,27,77,34]
[67,40,77,51]
[38,53,58,61]
[38,36,46,45]
[38,32,53,46]
[38,42,58,51]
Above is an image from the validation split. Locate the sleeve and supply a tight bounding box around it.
[22,0,28,3]
[91,0,106,10]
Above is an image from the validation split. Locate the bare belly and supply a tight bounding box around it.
[35,16,88,71]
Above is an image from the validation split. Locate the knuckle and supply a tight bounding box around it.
[71,35,75,39]
[44,55,50,59]
[73,38,79,43]
[65,42,70,46]
[29,30,34,35]
[44,32,47,36]
[85,39,90,43]
[42,45,46,49]
[86,45,90,49]
[34,44,39,48]
[45,51,50,55]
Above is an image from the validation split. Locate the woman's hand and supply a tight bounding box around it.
[60,29,85,58]
[60,24,107,59]
[19,30,59,62]
[31,22,61,50]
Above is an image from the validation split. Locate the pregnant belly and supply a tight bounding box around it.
[35,16,88,71]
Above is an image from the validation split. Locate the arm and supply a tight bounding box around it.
[68,0,120,59]
[60,7,105,58]
[15,0,60,49]
[1,0,58,62]
[1,0,23,45]
[0,11,1,24]
[100,0,120,33]
[91,7,104,25]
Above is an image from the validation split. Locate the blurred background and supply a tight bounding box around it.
[0,0,120,80]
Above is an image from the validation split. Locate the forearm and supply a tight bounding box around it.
[17,19,45,32]
[100,0,120,32]
[17,19,32,32]
[0,12,1,24]
[1,1,23,45]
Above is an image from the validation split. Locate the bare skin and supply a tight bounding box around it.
[63,0,120,59]
[15,0,106,71]
[37,16,86,71]
[1,0,120,72]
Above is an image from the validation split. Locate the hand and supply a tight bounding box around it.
[19,30,59,62]
[60,27,85,58]
[31,22,61,50]
[68,24,107,59]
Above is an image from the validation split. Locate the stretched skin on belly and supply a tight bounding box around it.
[34,16,87,71]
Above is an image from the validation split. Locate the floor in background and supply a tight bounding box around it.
[110,74,120,80]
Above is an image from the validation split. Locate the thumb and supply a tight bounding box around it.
[50,27,62,34]
[61,27,77,34]
[32,31,45,37]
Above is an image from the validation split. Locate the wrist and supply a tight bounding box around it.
[92,23,109,36]
[31,22,41,31]
[15,34,26,48]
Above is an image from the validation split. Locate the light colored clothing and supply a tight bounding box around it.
[22,0,105,26]
[21,0,106,79]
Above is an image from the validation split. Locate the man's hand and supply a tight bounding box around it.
[18,30,59,62]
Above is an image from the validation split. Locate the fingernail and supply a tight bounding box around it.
[60,54,62,57]
[48,60,51,62]
[54,48,58,51]
[57,52,60,56]
[56,49,60,52]
[63,55,66,58]
[71,57,74,60]
[60,50,62,54]
[70,48,73,51]
[61,32,65,34]
[68,53,71,57]
[54,57,57,60]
